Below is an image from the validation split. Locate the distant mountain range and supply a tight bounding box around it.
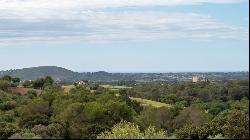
[0,66,249,82]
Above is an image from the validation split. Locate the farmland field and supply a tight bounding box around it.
[62,85,75,92]
[130,97,171,108]
[100,85,132,91]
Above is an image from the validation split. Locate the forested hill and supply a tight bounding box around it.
[0,66,79,82]
[0,66,249,82]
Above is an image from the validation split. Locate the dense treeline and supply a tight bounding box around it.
[123,80,249,139]
[0,75,249,139]
[126,80,249,104]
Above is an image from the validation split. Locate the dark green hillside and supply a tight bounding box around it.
[0,66,78,82]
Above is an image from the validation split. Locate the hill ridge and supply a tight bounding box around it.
[0,66,248,82]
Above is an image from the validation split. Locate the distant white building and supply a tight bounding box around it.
[192,75,208,83]
[77,81,86,86]
[192,75,201,83]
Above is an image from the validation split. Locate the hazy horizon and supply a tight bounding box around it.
[0,65,249,73]
[0,0,249,72]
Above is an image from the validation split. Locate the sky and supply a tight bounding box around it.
[0,0,249,72]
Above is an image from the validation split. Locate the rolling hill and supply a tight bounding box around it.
[0,66,79,82]
[0,66,248,82]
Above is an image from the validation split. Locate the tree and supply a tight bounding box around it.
[176,124,200,139]
[1,75,12,82]
[45,123,65,139]
[207,100,229,116]
[134,107,160,130]
[144,126,169,139]
[30,123,65,139]
[19,99,50,129]
[51,91,136,139]
[223,111,249,139]
[97,121,168,139]
[173,106,208,129]
[89,84,99,90]
[160,94,179,104]
[0,80,11,91]
[134,106,176,131]
[22,80,33,88]
[9,132,42,139]
[0,122,18,139]
[44,76,54,87]
[11,77,20,83]
[33,78,45,89]
[228,86,249,101]
[26,90,38,99]
[33,76,54,89]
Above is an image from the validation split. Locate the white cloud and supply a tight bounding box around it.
[0,0,247,10]
[0,11,248,44]
[0,0,248,44]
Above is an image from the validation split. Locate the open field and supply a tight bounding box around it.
[62,85,75,92]
[100,85,132,91]
[129,97,171,108]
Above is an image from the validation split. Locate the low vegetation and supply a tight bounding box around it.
[62,85,75,92]
[0,75,249,139]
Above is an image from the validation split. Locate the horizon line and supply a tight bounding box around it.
[0,66,249,73]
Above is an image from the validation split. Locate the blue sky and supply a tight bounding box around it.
[0,0,249,72]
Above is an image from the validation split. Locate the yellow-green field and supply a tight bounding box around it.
[62,84,132,92]
[130,97,171,108]
[62,85,75,92]
[100,85,132,91]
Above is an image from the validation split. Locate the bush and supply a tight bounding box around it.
[97,121,168,139]
[0,80,11,91]
[223,111,249,139]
